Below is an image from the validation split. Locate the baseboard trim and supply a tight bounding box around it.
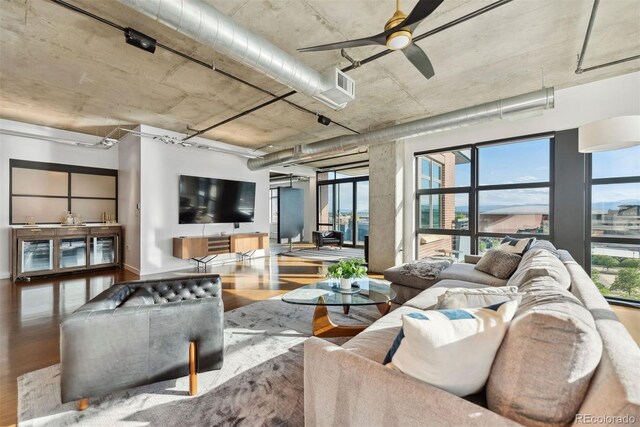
[0,271,10,280]
[123,264,140,275]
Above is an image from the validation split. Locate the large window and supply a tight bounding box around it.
[416,149,472,261]
[317,169,369,247]
[415,135,553,259]
[588,145,640,302]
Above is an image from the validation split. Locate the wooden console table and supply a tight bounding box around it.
[173,233,268,268]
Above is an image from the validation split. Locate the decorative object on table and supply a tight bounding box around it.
[63,211,74,225]
[25,215,36,226]
[399,255,454,280]
[327,258,367,290]
[331,283,361,294]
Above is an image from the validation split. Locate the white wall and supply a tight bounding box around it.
[117,129,141,274]
[401,71,640,261]
[138,125,270,275]
[0,119,119,279]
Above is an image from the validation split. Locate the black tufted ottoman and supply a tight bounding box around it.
[59,274,224,411]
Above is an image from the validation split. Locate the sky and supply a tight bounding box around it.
[330,141,639,213]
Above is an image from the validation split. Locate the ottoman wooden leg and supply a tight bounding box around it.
[77,398,89,411]
[189,341,198,396]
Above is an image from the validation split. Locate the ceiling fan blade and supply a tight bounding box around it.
[402,43,435,79]
[298,34,386,52]
[401,0,445,32]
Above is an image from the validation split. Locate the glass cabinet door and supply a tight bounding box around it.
[60,237,87,269]
[90,236,116,266]
[21,239,54,273]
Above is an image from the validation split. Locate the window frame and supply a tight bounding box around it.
[414,133,555,258]
[585,151,640,304]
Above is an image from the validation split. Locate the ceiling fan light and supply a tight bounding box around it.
[386,30,412,50]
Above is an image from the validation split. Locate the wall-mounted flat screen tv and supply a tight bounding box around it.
[179,175,256,224]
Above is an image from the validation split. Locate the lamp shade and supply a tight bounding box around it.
[578,115,640,153]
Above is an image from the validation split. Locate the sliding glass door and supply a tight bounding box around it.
[317,171,369,247]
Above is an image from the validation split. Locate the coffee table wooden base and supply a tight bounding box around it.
[312,301,392,338]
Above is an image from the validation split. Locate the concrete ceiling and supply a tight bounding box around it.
[1,0,639,165]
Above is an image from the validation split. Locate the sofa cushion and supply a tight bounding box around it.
[439,262,509,287]
[487,278,603,427]
[386,300,519,397]
[404,279,490,310]
[498,236,535,255]
[436,286,520,309]
[474,250,522,279]
[507,248,571,290]
[529,239,560,258]
[342,306,423,363]
[384,264,440,291]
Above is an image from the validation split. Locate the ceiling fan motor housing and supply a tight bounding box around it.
[385,9,412,50]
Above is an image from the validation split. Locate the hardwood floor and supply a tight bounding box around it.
[0,253,372,426]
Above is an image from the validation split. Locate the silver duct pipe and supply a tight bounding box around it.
[116,0,348,109]
[248,87,555,170]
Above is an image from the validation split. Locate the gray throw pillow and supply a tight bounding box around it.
[475,249,522,279]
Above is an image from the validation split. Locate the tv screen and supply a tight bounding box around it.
[179,175,256,224]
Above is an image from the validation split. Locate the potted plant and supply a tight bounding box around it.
[327,258,368,290]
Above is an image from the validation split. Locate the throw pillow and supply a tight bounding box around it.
[436,286,520,309]
[474,249,522,279]
[498,236,535,255]
[383,300,519,397]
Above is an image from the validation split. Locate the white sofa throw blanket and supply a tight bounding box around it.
[398,256,454,280]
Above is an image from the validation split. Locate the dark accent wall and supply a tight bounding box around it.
[553,128,587,266]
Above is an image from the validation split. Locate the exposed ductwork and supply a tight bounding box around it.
[115,0,355,110]
[247,87,555,170]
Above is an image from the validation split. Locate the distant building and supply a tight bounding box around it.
[479,205,549,235]
[592,204,640,238]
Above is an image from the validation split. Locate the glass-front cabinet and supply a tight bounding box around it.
[11,225,121,280]
[19,239,54,274]
[90,236,116,266]
[59,237,87,270]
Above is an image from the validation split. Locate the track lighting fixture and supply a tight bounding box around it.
[124,27,156,54]
[317,115,332,126]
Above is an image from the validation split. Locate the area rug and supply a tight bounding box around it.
[17,297,380,426]
[280,247,364,262]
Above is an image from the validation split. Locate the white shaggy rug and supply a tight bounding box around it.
[17,297,381,427]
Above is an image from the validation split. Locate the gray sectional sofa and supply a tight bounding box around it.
[304,249,640,426]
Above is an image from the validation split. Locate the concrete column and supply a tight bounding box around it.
[369,141,403,273]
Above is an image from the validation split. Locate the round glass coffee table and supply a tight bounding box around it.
[282,278,396,338]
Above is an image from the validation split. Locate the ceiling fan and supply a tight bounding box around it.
[298,0,444,79]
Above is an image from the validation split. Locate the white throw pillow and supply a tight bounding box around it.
[497,236,535,255]
[436,286,520,309]
[385,300,518,397]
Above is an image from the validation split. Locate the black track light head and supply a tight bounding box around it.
[124,28,156,54]
[317,115,331,126]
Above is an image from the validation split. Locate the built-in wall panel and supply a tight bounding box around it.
[11,197,69,224]
[70,199,117,223]
[71,173,116,198]
[9,159,117,224]
[12,168,68,196]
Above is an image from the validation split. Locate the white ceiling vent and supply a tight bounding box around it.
[316,68,356,109]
